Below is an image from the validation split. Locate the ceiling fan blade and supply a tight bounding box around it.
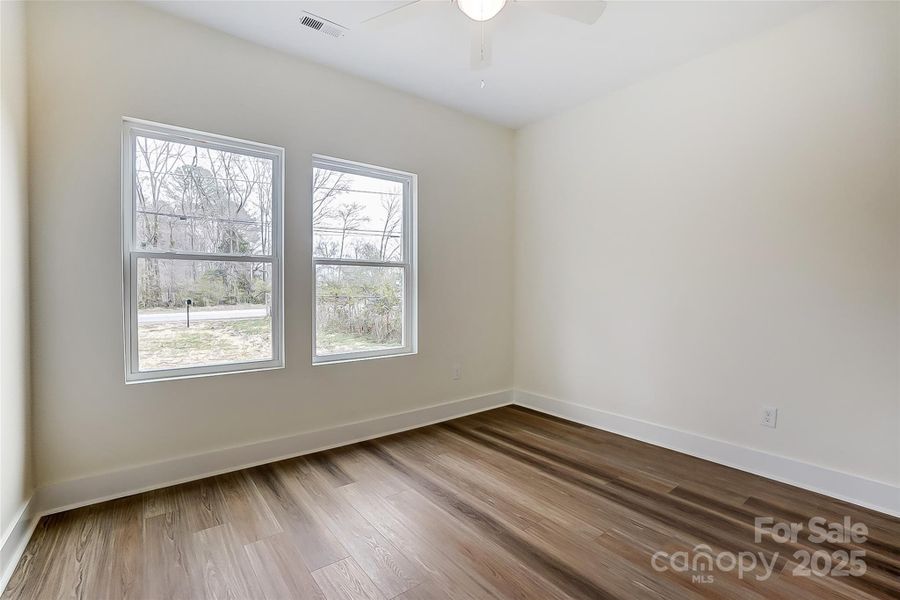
[470,21,493,70]
[526,0,606,25]
[360,0,424,30]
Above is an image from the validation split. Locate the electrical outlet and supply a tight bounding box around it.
[761,407,778,428]
[452,363,462,380]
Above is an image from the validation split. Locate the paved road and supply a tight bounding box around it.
[138,307,267,324]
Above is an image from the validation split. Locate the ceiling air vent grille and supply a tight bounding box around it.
[300,12,347,38]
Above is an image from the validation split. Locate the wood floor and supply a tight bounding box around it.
[3,406,898,599]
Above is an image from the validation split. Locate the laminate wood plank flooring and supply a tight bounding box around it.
[3,406,898,599]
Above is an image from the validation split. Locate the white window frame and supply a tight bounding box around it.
[311,155,417,365]
[122,118,285,383]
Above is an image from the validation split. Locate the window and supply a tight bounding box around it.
[122,119,283,382]
[312,156,417,363]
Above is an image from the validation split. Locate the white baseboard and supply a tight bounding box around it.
[0,497,38,595]
[34,389,513,516]
[515,390,900,518]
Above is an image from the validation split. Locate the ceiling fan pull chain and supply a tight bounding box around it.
[479,21,484,62]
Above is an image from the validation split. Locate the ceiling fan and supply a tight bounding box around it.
[361,0,607,70]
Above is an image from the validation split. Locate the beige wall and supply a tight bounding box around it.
[514,2,900,485]
[1,0,33,533]
[27,1,514,486]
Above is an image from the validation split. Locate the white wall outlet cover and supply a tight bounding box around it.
[761,407,778,428]
[452,363,462,380]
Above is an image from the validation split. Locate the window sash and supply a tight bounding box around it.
[311,156,417,364]
[123,118,284,382]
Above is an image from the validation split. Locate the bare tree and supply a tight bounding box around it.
[378,193,402,261]
[313,169,350,227]
[250,159,273,257]
[336,202,369,259]
[135,138,178,306]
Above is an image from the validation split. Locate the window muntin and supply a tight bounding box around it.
[123,119,283,382]
[312,156,416,363]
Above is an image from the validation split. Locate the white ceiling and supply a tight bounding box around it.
[147,1,815,128]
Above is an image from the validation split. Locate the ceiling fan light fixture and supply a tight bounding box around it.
[457,0,507,22]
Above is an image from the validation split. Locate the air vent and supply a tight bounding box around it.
[300,12,347,38]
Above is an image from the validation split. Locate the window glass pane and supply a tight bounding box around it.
[313,168,403,261]
[315,264,404,356]
[137,258,273,371]
[134,136,274,256]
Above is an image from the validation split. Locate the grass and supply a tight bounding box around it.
[137,317,401,370]
[138,318,272,371]
[316,329,401,356]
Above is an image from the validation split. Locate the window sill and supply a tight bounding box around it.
[312,350,417,367]
[125,362,284,384]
